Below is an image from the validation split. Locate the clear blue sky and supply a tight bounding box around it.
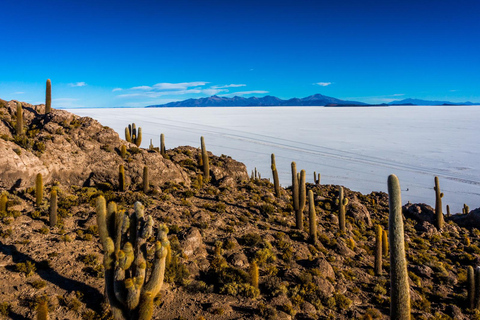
[1,0,479,108]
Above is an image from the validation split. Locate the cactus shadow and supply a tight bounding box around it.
[8,311,29,320]
[0,241,103,312]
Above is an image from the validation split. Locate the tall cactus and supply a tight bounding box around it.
[463,204,470,215]
[382,229,389,257]
[250,260,259,289]
[36,173,43,207]
[434,176,444,229]
[45,79,52,113]
[200,136,210,182]
[308,190,316,243]
[37,299,49,320]
[271,154,280,197]
[49,189,57,227]
[336,186,348,233]
[314,172,321,186]
[446,205,451,218]
[291,162,299,218]
[375,225,383,275]
[143,166,149,193]
[125,127,132,143]
[0,193,7,213]
[119,165,126,192]
[160,134,166,156]
[388,174,410,320]
[121,145,127,159]
[16,102,23,136]
[476,266,480,310]
[296,170,306,230]
[136,128,142,147]
[467,266,475,309]
[96,197,170,320]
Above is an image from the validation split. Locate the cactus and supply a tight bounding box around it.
[124,123,142,146]
[16,102,23,136]
[121,145,127,159]
[96,197,170,320]
[271,154,281,197]
[295,170,306,230]
[125,127,132,143]
[382,229,388,257]
[375,225,383,275]
[37,299,49,320]
[149,139,154,150]
[314,171,321,186]
[434,176,444,229]
[388,174,410,320]
[476,266,480,310]
[446,204,451,218]
[36,173,43,207]
[250,260,259,289]
[143,166,149,193]
[463,204,470,215]
[291,162,299,214]
[0,193,7,213]
[160,134,166,156]
[119,165,125,192]
[200,136,210,182]
[308,190,316,243]
[468,266,475,309]
[336,186,348,233]
[49,189,57,227]
[45,79,52,113]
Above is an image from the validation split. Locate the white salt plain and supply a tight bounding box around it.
[68,106,480,213]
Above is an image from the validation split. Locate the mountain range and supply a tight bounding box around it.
[145,94,478,108]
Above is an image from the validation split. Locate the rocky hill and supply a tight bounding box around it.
[0,99,479,319]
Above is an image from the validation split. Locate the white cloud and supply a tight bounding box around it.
[131,85,152,90]
[211,84,246,89]
[69,82,87,87]
[202,89,229,96]
[315,82,332,87]
[112,88,123,92]
[13,92,25,94]
[392,93,405,96]
[221,90,269,97]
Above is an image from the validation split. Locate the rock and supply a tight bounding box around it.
[404,203,435,224]
[446,305,467,320]
[228,252,249,268]
[349,197,372,227]
[410,265,433,278]
[311,258,336,280]
[314,276,335,298]
[180,227,206,259]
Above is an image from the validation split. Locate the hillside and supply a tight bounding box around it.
[0,99,479,319]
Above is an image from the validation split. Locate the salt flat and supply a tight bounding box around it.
[67,106,480,212]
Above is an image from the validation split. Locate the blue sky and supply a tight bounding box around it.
[1,0,479,108]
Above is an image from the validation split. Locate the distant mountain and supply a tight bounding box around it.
[388,98,477,106]
[146,94,368,107]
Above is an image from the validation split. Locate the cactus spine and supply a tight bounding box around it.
[250,260,259,289]
[0,193,7,213]
[434,176,444,229]
[314,172,321,186]
[271,154,280,197]
[143,166,149,193]
[160,134,166,156]
[96,197,170,320]
[382,229,388,257]
[16,102,23,136]
[45,79,52,113]
[200,136,210,182]
[388,174,410,320]
[336,186,348,233]
[119,165,125,192]
[467,266,475,309]
[36,173,43,207]
[49,189,57,227]
[308,190,316,243]
[375,225,383,275]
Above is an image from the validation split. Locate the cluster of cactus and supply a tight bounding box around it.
[434,176,444,229]
[271,154,281,197]
[313,171,321,186]
[160,134,166,157]
[336,186,348,233]
[291,162,306,230]
[308,190,317,243]
[388,174,411,319]
[463,204,470,215]
[200,136,210,181]
[96,197,170,320]
[125,123,142,147]
[45,79,52,113]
